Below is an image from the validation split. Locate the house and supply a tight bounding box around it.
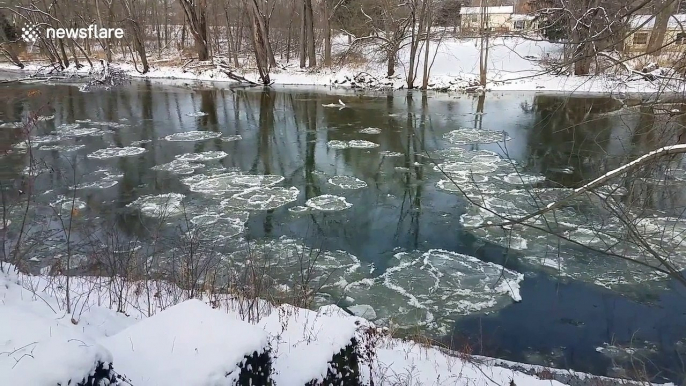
[459,6,537,34]
[460,6,515,34]
[624,14,686,53]
[511,14,537,32]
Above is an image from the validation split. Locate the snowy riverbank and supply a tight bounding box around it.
[0,264,658,386]
[1,37,681,94]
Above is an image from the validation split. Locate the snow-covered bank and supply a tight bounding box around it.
[1,37,680,94]
[0,264,638,386]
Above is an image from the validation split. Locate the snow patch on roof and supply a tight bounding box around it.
[629,14,686,30]
[460,6,514,15]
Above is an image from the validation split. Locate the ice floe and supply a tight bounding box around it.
[305,195,352,211]
[327,140,349,149]
[221,187,299,211]
[288,205,312,215]
[163,131,222,142]
[72,169,123,189]
[327,176,367,190]
[443,128,511,144]
[38,144,86,152]
[343,249,523,334]
[349,140,380,148]
[327,140,379,149]
[175,151,228,162]
[55,125,102,137]
[0,121,22,129]
[87,147,146,159]
[221,135,243,142]
[29,135,61,145]
[189,213,247,240]
[152,159,204,175]
[358,127,382,134]
[127,193,185,218]
[190,174,285,195]
[229,237,362,295]
[503,173,546,185]
[380,151,404,157]
[50,197,88,215]
[454,183,682,291]
[186,111,208,117]
[434,161,499,175]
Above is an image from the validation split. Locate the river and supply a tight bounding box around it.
[1,78,685,383]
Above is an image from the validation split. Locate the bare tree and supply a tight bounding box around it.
[178,0,210,60]
[120,0,149,73]
[244,0,274,84]
[646,0,680,55]
[300,0,316,68]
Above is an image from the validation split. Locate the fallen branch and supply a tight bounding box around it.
[474,143,686,229]
[216,60,259,86]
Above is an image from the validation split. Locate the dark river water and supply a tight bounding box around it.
[1,78,686,383]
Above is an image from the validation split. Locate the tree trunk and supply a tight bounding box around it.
[181,20,187,50]
[305,0,316,67]
[479,0,488,85]
[59,39,70,68]
[131,22,150,73]
[244,0,272,84]
[387,49,396,77]
[646,0,679,55]
[0,24,23,68]
[178,0,210,61]
[422,2,433,90]
[299,0,307,68]
[323,2,332,67]
[408,0,429,89]
[573,43,592,75]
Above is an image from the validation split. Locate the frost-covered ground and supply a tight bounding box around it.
[0,36,679,94]
[0,264,641,386]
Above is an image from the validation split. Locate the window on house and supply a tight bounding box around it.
[469,15,479,23]
[514,20,525,30]
[676,32,686,44]
[633,32,649,45]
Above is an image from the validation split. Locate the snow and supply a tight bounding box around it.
[260,304,361,385]
[347,304,377,320]
[0,266,117,386]
[372,339,568,386]
[1,306,112,386]
[102,299,269,386]
[2,36,677,93]
[512,14,536,21]
[0,264,665,386]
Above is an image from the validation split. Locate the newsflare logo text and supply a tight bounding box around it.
[22,24,124,43]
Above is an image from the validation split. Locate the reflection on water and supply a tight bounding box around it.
[1,80,686,382]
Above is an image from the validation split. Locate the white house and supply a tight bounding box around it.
[459,6,536,34]
[625,14,686,52]
[460,6,515,33]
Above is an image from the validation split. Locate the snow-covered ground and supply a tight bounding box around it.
[0,264,638,386]
[0,37,679,94]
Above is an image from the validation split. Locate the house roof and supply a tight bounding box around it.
[511,14,535,21]
[629,14,686,30]
[459,6,514,15]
